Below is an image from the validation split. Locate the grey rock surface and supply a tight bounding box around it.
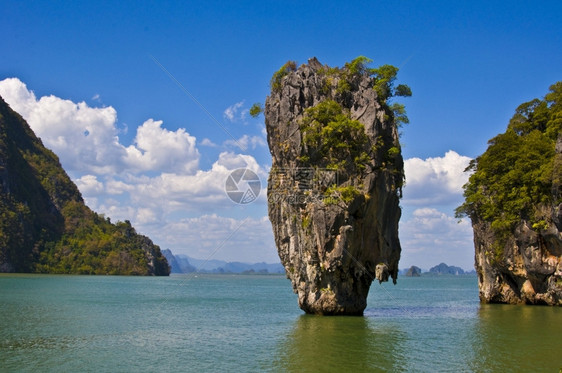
[265,58,404,315]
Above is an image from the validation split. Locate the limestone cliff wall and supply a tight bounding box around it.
[472,138,562,305]
[265,58,403,315]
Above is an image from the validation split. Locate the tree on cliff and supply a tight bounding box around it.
[456,82,562,241]
[456,82,562,305]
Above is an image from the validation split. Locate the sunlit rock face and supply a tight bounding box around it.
[265,58,403,315]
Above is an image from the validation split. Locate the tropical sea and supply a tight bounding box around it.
[0,274,560,372]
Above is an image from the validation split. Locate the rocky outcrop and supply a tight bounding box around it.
[472,137,562,305]
[265,58,404,315]
[405,266,421,277]
[429,262,465,275]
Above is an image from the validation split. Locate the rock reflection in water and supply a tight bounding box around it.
[471,304,562,372]
[272,315,406,372]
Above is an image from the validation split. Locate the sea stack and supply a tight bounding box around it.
[265,57,405,315]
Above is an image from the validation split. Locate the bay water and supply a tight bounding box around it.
[1,274,560,372]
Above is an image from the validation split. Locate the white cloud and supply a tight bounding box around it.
[75,175,104,196]
[0,78,200,176]
[200,138,218,147]
[0,78,125,174]
[106,151,265,215]
[403,150,472,206]
[399,151,475,271]
[223,101,244,122]
[399,207,474,271]
[124,119,199,174]
[105,178,135,195]
[155,214,278,263]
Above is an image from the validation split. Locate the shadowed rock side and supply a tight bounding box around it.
[472,137,562,306]
[265,58,404,315]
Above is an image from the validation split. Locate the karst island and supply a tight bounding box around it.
[258,57,411,315]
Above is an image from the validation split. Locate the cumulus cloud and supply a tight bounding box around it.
[124,119,199,174]
[0,78,275,261]
[118,151,265,214]
[75,175,104,195]
[0,78,125,174]
[399,207,474,270]
[0,78,200,175]
[403,150,472,206]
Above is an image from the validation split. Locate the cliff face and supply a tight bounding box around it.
[265,58,404,315]
[458,82,562,305]
[0,96,169,275]
[471,138,562,305]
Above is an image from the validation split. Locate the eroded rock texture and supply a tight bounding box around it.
[265,58,403,315]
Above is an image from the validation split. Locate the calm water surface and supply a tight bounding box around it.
[0,274,560,372]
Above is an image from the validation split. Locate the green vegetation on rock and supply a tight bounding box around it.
[456,81,562,243]
[270,61,297,93]
[300,100,369,172]
[249,103,263,118]
[323,185,362,205]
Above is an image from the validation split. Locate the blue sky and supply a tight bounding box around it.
[1,1,560,270]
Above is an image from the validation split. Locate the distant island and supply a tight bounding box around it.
[0,96,169,275]
[163,249,474,278]
[401,263,476,277]
[162,249,285,274]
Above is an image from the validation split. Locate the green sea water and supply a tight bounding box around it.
[0,274,560,372]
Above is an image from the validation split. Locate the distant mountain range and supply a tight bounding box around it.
[400,263,476,277]
[162,249,285,274]
[163,250,474,278]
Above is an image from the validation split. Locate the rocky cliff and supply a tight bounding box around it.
[458,82,562,305]
[0,96,169,275]
[471,137,562,305]
[265,57,406,315]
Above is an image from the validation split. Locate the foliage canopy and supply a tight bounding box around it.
[456,82,562,238]
[300,100,369,172]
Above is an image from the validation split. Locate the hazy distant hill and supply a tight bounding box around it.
[429,263,465,275]
[399,263,476,276]
[164,251,284,274]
